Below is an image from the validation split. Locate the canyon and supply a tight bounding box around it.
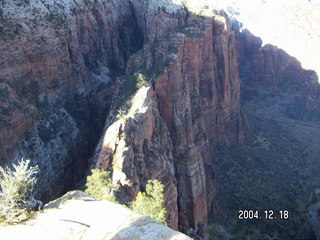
[0,0,319,239]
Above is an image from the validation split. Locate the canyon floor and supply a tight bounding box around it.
[209,80,320,238]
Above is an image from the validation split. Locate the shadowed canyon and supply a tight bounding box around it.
[0,0,319,239]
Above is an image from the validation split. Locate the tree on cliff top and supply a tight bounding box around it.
[0,158,39,224]
[131,179,167,225]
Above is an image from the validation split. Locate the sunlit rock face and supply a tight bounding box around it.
[1,0,319,237]
[92,3,244,231]
[0,0,244,231]
[94,86,179,229]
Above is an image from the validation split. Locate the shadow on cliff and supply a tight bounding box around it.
[92,2,320,238]
[0,0,146,203]
[1,0,320,239]
[213,23,320,239]
[237,26,320,121]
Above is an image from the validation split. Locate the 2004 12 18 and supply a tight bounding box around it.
[238,210,289,220]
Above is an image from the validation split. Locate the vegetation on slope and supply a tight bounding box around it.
[209,117,314,239]
[131,179,167,225]
[85,169,118,202]
[0,159,40,224]
[85,169,167,225]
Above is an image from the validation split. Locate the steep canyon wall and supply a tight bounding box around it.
[92,5,244,231]
[2,0,319,236]
[0,0,244,231]
[0,0,142,201]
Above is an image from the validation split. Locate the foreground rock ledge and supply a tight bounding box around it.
[0,191,191,240]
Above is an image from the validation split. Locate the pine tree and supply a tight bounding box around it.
[131,179,167,225]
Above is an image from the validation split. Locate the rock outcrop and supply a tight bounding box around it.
[232,0,320,77]
[245,42,320,117]
[2,0,319,237]
[0,0,143,201]
[92,6,244,231]
[235,24,320,117]
[1,0,245,232]
[94,85,179,228]
[0,190,192,240]
[252,45,314,87]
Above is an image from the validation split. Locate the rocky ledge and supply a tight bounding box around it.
[0,191,192,240]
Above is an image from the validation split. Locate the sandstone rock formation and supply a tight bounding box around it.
[94,85,179,228]
[0,0,245,232]
[92,6,244,232]
[234,20,320,118]
[233,0,320,77]
[244,41,320,117]
[1,0,319,238]
[0,190,192,240]
[0,0,143,201]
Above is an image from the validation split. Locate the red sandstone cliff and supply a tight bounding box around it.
[250,44,320,116]
[236,26,320,117]
[93,9,244,231]
[0,0,244,232]
[0,0,142,200]
[2,0,319,236]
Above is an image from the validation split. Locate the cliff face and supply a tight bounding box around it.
[0,0,244,232]
[252,45,320,114]
[239,38,320,118]
[94,85,179,228]
[252,45,313,87]
[3,0,319,237]
[231,0,320,77]
[93,6,244,231]
[231,15,320,239]
[236,24,320,119]
[0,0,142,201]
[154,14,244,231]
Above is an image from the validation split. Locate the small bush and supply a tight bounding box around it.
[0,158,39,223]
[136,73,148,89]
[85,169,117,202]
[116,107,126,120]
[131,179,167,225]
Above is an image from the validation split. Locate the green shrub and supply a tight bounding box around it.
[0,158,39,223]
[136,73,148,89]
[85,169,117,202]
[115,107,127,120]
[131,179,167,225]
